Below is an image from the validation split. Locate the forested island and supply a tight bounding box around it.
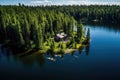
[0,5,120,54]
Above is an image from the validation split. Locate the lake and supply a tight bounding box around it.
[0,24,120,80]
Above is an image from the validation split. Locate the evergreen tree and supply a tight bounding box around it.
[86,28,90,39]
[16,20,25,46]
[86,28,90,43]
[23,17,30,48]
[77,22,84,43]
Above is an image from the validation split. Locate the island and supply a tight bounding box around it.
[0,5,91,54]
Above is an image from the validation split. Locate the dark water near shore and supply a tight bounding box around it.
[0,25,120,80]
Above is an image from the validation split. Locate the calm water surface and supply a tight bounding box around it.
[0,25,120,80]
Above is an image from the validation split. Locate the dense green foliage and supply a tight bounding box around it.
[0,5,81,50]
[0,5,119,50]
[47,5,120,24]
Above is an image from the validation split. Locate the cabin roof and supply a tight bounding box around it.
[56,32,67,39]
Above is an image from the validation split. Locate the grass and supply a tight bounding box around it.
[41,40,84,54]
[17,36,88,56]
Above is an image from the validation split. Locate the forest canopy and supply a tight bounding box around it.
[0,5,119,51]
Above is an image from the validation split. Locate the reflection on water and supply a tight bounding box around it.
[85,43,90,56]
[19,53,45,67]
[85,23,120,33]
[0,43,90,67]
[1,24,120,80]
[0,46,12,58]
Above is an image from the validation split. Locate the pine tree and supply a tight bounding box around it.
[86,28,90,43]
[23,18,30,48]
[16,20,25,46]
[77,22,84,43]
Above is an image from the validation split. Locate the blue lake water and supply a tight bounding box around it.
[0,25,120,80]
